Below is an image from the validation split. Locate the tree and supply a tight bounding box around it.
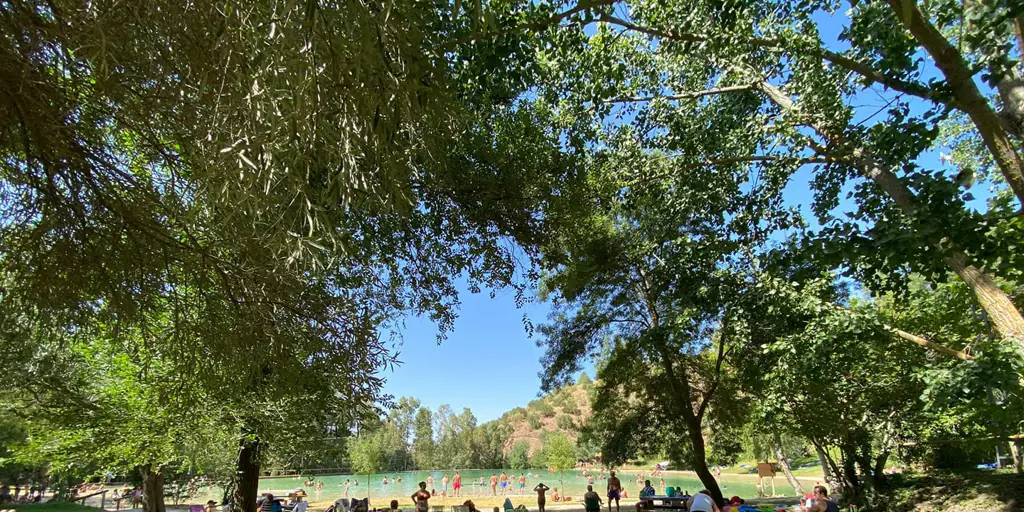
[1,2,579,511]
[508,441,532,470]
[412,408,436,470]
[542,433,576,490]
[485,0,1024,354]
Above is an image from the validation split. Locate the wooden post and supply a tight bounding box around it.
[102,490,107,510]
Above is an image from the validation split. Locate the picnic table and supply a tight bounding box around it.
[638,495,689,510]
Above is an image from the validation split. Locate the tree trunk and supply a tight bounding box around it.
[652,340,724,506]
[758,80,1024,353]
[773,445,804,495]
[885,0,1024,208]
[1012,439,1023,474]
[872,449,890,487]
[996,69,1024,141]
[812,439,850,496]
[944,252,1024,341]
[232,436,262,512]
[140,465,166,512]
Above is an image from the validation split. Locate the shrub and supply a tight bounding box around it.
[535,401,556,417]
[528,414,542,430]
[556,414,575,431]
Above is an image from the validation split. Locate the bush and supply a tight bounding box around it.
[528,414,542,430]
[509,441,531,470]
[556,414,576,431]
[535,401,556,418]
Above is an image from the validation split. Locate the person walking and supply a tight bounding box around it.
[533,482,550,512]
[489,474,498,496]
[606,471,622,512]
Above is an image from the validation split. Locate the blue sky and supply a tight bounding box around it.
[380,282,571,424]
[379,3,997,424]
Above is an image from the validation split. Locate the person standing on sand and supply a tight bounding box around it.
[533,483,550,512]
[453,472,462,497]
[606,471,622,512]
[344,480,350,498]
[489,474,498,496]
[518,474,526,495]
[413,482,431,512]
[441,474,449,497]
[499,472,508,496]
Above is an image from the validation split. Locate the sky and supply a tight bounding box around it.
[379,282,572,424]
[379,3,998,424]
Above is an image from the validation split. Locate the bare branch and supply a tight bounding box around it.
[884,325,974,361]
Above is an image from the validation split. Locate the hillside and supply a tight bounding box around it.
[490,373,596,458]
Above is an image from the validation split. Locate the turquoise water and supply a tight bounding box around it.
[184,469,796,504]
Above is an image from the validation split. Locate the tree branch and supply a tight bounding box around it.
[595,14,944,107]
[628,155,831,186]
[883,0,1024,208]
[444,0,615,49]
[605,84,756,104]
[884,325,974,361]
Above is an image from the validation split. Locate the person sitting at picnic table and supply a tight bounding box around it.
[686,490,720,512]
[640,480,656,497]
[464,500,481,512]
[261,494,283,512]
[292,494,308,512]
[205,500,218,512]
[677,489,688,501]
[584,485,603,512]
[805,486,839,512]
[389,499,401,512]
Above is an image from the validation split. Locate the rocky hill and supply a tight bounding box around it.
[489,372,595,457]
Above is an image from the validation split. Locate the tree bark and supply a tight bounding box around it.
[1012,438,1023,474]
[773,445,804,495]
[758,80,1024,352]
[140,465,166,512]
[232,436,262,512]
[812,440,848,496]
[652,339,725,505]
[884,0,1024,208]
[996,69,1024,141]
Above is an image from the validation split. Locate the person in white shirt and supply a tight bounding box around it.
[292,495,308,512]
[685,490,720,512]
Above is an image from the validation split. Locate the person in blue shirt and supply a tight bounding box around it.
[640,481,656,497]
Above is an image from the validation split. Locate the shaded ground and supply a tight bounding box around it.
[871,470,1023,512]
[5,504,100,512]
